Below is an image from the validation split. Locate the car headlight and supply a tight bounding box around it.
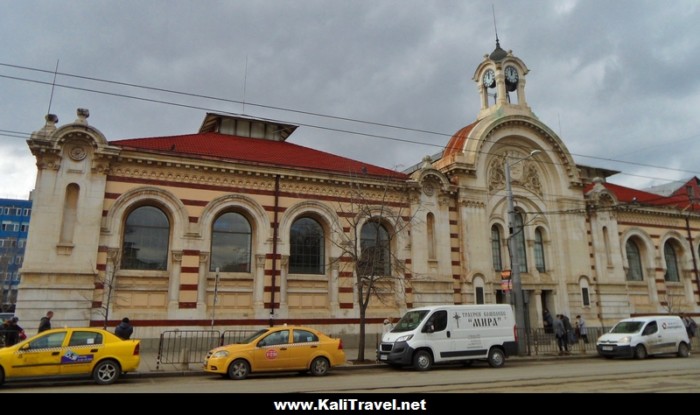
[211,350,230,358]
[618,336,631,345]
[395,334,413,343]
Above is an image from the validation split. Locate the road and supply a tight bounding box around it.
[3,355,700,394]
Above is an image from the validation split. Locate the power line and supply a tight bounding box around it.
[0,63,698,187]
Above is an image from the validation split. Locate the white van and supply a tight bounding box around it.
[596,315,690,359]
[376,304,518,370]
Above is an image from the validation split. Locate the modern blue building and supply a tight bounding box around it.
[0,198,32,311]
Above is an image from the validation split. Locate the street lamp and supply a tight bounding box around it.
[505,149,541,356]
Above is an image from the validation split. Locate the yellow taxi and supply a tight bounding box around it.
[0,327,140,386]
[204,325,346,380]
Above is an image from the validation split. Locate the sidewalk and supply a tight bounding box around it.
[129,346,596,378]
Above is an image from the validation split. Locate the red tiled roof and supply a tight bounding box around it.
[584,179,700,211]
[110,132,407,180]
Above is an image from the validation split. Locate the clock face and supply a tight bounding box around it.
[483,69,496,88]
[505,66,519,84]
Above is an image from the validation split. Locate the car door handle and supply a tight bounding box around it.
[447,331,451,338]
[52,352,59,356]
[280,347,288,350]
[311,345,318,348]
[90,349,98,353]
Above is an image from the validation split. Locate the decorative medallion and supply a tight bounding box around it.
[423,181,435,196]
[68,145,87,161]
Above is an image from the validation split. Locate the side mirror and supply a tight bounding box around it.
[424,324,435,334]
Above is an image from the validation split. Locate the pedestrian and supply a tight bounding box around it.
[575,315,588,344]
[38,310,53,333]
[562,314,575,345]
[4,317,25,346]
[543,308,554,334]
[682,314,697,349]
[553,314,569,355]
[114,317,133,340]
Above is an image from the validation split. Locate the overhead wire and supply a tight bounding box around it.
[0,62,698,191]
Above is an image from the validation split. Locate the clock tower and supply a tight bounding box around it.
[474,39,532,120]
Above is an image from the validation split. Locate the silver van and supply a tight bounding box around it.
[596,315,690,359]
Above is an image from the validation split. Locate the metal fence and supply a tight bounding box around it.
[156,329,258,369]
[154,327,700,368]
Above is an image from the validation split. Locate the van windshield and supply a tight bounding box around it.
[610,321,643,334]
[391,310,430,333]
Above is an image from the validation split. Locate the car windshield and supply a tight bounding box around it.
[610,321,643,334]
[391,310,430,333]
[241,329,270,344]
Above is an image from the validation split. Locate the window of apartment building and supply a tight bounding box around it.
[289,217,324,274]
[20,223,29,232]
[664,241,680,282]
[23,208,30,216]
[121,206,170,270]
[210,211,251,273]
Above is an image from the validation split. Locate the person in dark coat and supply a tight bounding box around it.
[553,314,569,355]
[4,317,24,346]
[38,310,53,333]
[114,317,133,340]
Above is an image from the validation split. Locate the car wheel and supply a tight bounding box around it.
[412,350,432,371]
[227,359,250,380]
[634,344,647,359]
[310,357,330,376]
[677,342,690,358]
[487,348,505,368]
[93,359,121,385]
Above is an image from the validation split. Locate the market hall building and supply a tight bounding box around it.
[15,43,700,343]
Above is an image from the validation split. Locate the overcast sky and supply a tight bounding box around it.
[1,0,699,200]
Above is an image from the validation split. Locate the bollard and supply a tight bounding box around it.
[179,348,190,370]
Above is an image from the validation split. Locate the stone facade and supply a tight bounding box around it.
[15,46,700,344]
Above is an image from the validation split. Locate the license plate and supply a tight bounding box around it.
[380,354,388,361]
[602,346,613,351]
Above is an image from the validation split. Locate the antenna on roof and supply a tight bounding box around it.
[242,55,249,115]
[47,59,59,116]
[492,4,500,46]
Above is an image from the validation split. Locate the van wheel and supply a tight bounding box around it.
[487,348,505,368]
[634,344,647,359]
[677,342,690,358]
[412,350,432,371]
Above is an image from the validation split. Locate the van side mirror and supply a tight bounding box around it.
[424,324,434,333]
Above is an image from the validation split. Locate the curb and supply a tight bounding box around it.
[128,353,597,379]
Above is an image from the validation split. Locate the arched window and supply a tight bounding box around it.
[534,228,546,272]
[514,212,528,273]
[211,212,252,272]
[625,239,644,281]
[289,217,325,274]
[121,206,169,270]
[491,225,502,271]
[664,241,680,282]
[359,220,391,276]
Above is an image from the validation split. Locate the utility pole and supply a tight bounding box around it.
[505,150,540,356]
